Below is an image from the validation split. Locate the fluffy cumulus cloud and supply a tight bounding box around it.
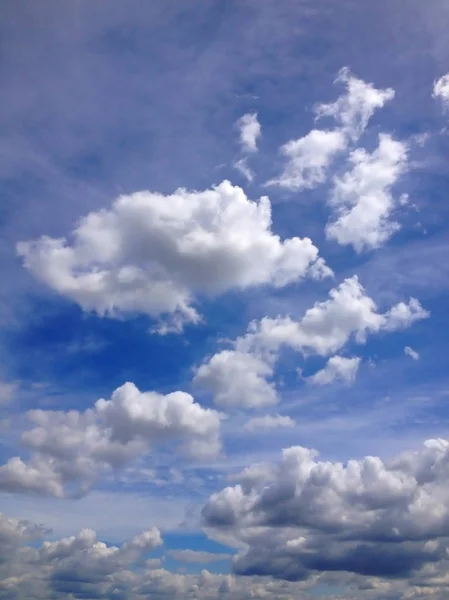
[268,69,394,191]
[0,382,223,497]
[307,355,361,386]
[326,134,408,252]
[315,67,395,141]
[202,438,449,587]
[267,129,347,191]
[4,507,449,600]
[196,276,428,408]
[194,350,278,409]
[244,414,296,432]
[18,181,331,332]
[0,512,358,600]
[433,73,449,108]
[237,112,261,153]
[0,513,162,600]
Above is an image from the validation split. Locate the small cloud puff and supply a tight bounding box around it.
[404,345,420,360]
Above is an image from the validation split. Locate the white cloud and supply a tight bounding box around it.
[18,181,331,331]
[234,157,254,182]
[315,67,395,140]
[307,355,361,386]
[268,68,395,191]
[194,350,277,409]
[244,414,296,432]
[383,297,429,331]
[266,129,347,191]
[237,112,261,153]
[243,276,428,357]
[326,134,408,252]
[433,73,449,108]
[202,438,449,581]
[197,276,428,408]
[404,346,420,361]
[0,382,223,497]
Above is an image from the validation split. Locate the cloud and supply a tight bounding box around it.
[265,69,406,252]
[194,350,278,409]
[233,157,254,182]
[0,512,47,565]
[4,506,449,599]
[405,346,420,361]
[0,380,17,405]
[267,68,395,191]
[0,382,223,497]
[244,414,296,432]
[315,67,395,141]
[237,112,261,153]
[0,513,165,600]
[266,129,347,191]
[433,74,449,108]
[325,134,409,252]
[0,509,346,600]
[168,549,232,564]
[202,438,449,581]
[18,181,331,332]
[196,276,428,408]
[307,355,361,386]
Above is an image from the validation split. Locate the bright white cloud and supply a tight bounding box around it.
[315,67,395,140]
[203,438,449,581]
[404,345,420,360]
[194,350,277,409]
[326,134,408,252]
[266,129,347,191]
[237,112,261,152]
[243,276,428,357]
[268,68,395,191]
[197,276,428,408]
[383,297,429,331]
[307,355,361,386]
[433,73,449,108]
[18,181,331,331]
[0,382,223,497]
[244,414,295,432]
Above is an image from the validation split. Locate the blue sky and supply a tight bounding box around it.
[2,1,449,599]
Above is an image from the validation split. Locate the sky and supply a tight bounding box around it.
[1,1,449,598]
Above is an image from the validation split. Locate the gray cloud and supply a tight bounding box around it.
[203,438,449,581]
[168,549,232,564]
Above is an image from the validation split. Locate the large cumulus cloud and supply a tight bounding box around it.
[202,439,449,583]
[0,382,223,497]
[17,181,331,332]
[0,512,346,600]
